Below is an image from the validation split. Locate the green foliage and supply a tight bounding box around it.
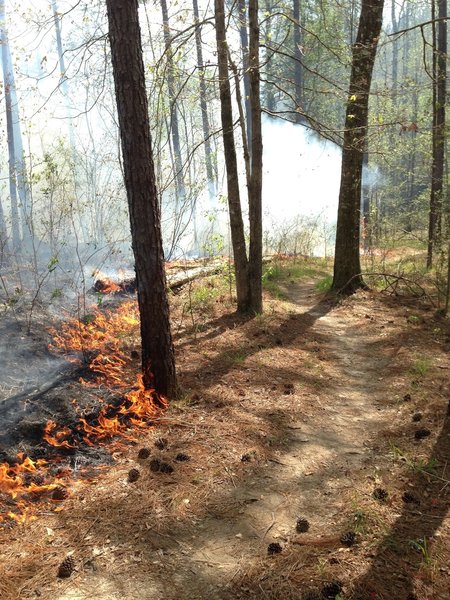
[190,284,219,309]
[409,537,432,565]
[409,356,431,377]
[410,457,438,475]
[407,314,420,324]
[315,275,333,293]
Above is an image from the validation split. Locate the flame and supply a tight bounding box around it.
[46,300,166,448]
[0,453,59,523]
[43,421,75,448]
[1,299,165,524]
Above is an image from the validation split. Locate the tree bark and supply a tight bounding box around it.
[237,0,252,155]
[160,0,185,207]
[192,0,217,200]
[427,0,446,268]
[331,0,385,294]
[214,0,250,312]
[248,0,263,313]
[0,0,21,251]
[105,0,177,397]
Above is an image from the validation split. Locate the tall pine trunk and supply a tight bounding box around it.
[0,0,21,251]
[238,0,252,154]
[248,0,263,313]
[105,0,177,397]
[427,0,447,268]
[214,0,250,312]
[331,0,384,294]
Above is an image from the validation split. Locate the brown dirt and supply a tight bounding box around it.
[0,274,449,600]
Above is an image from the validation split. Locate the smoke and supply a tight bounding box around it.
[262,116,342,223]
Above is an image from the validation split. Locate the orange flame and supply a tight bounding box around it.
[1,299,165,524]
[0,453,60,523]
[47,300,166,447]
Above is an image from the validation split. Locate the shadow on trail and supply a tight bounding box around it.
[351,407,449,600]
[181,296,335,386]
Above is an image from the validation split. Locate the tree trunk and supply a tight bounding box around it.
[214,0,250,312]
[248,0,263,313]
[0,0,21,252]
[105,0,177,397]
[427,0,446,268]
[331,0,385,294]
[193,0,217,200]
[262,0,276,114]
[237,0,252,155]
[293,0,303,122]
[160,0,185,208]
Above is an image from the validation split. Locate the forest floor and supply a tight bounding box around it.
[0,258,449,600]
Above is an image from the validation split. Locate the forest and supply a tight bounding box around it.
[0,1,449,599]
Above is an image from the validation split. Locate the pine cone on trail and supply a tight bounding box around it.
[137,447,151,459]
[296,517,310,533]
[57,555,75,578]
[128,468,140,483]
[52,486,69,501]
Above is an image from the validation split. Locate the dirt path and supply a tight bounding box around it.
[2,278,448,600]
[159,282,398,599]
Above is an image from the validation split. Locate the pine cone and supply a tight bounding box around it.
[296,517,310,533]
[321,580,343,599]
[241,453,252,462]
[57,555,75,578]
[267,542,282,556]
[159,462,174,474]
[402,491,420,504]
[340,531,356,547]
[414,428,431,440]
[149,458,162,472]
[373,487,388,501]
[128,468,140,483]
[403,393,412,402]
[52,486,69,501]
[175,453,190,462]
[137,447,151,459]
[154,437,168,450]
[412,413,422,422]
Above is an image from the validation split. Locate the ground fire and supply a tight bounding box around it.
[0,299,166,524]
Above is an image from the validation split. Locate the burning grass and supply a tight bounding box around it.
[1,300,167,524]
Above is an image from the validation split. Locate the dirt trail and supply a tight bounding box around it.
[166,282,398,599]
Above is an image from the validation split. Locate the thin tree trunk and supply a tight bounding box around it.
[293,0,303,121]
[263,0,276,113]
[427,0,446,268]
[0,0,21,251]
[238,0,252,155]
[214,0,250,312]
[160,0,185,207]
[248,0,263,313]
[192,0,217,200]
[105,0,177,397]
[332,0,385,294]
[391,0,398,98]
